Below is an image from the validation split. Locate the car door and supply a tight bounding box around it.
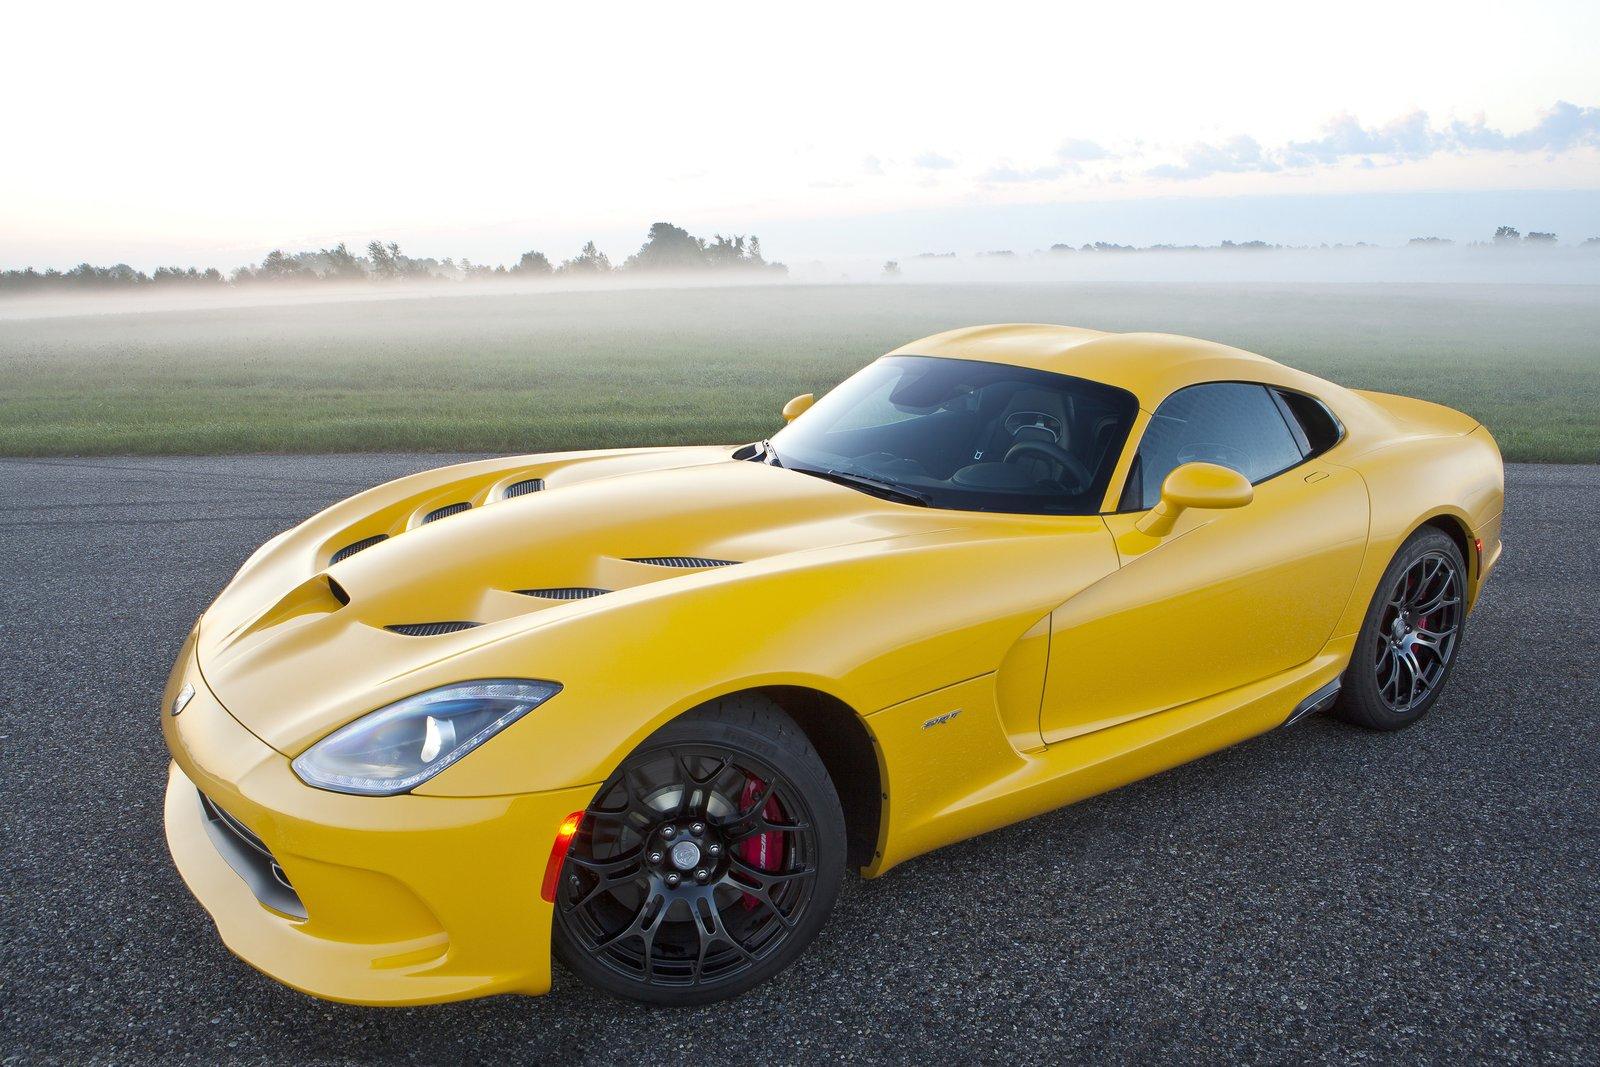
[1038,382,1368,744]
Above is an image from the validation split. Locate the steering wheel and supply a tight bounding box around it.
[1003,439,1092,494]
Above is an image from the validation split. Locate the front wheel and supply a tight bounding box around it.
[1335,526,1468,730]
[552,694,845,1005]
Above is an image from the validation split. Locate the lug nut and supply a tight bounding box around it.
[648,850,664,865]
[707,843,721,856]
[694,868,709,882]
[690,822,705,835]
[661,825,677,839]
[665,872,681,887]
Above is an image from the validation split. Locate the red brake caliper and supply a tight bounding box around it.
[737,775,785,910]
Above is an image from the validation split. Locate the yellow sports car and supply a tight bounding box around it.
[162,325,1504,1006]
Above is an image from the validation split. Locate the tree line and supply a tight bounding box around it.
[0,222,785,294]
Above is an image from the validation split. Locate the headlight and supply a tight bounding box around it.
[291,680,561,796]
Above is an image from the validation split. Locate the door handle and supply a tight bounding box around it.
[1304,470,1329,484]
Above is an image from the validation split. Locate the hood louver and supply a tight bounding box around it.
[385,621,480,637]
[517,587,611,600]
[421,502,471,524]
[502,477,546,499]
[329,534,388,565]
[626,555,739,569]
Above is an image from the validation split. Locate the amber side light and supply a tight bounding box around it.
[541,812,585,903]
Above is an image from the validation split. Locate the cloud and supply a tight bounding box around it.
[861,154,884,176]
[1147,135,1278,180]
[980,163,1069,183]
[1147,100,1600,181]
[1284,109,1438,165]
[1056,138,1109,162]
[1450,100,1600,153]
[913,151,956,170]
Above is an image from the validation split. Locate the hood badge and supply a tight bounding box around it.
[922,708,963,730]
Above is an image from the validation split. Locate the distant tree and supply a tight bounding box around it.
[1407,236,1453,246]
[556,241,612,275]
[626,222,706,271]
[1525,231,1557,244]
[1493,226,1521,245]
[366,241,399,279]
[318,242,366,281]
[882,260,901,277]
[255,249,313,282]
[511,250,553,275]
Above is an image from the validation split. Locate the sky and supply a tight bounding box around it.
[2,0,1598,269]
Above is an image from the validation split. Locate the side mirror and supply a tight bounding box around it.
[782,393,815,423]
[1135,462,1252,537]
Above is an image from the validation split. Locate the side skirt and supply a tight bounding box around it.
[1283,678,1342,728]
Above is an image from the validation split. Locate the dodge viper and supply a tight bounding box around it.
[162,324,1504,1006]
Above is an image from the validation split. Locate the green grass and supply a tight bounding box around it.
[0,283,1595,461]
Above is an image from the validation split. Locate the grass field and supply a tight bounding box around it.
[0,283,1595,461]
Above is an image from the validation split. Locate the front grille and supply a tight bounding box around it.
[329,534,387,565]
[517,587,611,600]
[385,621,480,637]
[502,477,546,499]
[421,502,471,524]
[626,556,739,569]
[197,791,306,919]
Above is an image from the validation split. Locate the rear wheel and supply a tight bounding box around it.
[551,694,845,1005]
[1335,526,1468,730]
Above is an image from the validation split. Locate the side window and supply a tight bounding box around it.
[1273,388,1343,458]
[1123,383,1304,509]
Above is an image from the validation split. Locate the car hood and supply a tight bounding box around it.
[196,453,971,753]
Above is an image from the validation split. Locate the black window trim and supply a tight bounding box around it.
[1109,379,1342,515]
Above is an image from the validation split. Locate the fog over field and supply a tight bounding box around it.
[0,280,1595,462]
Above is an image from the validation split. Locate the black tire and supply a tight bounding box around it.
[1335,526,1468,731]
[551,693,846,1005]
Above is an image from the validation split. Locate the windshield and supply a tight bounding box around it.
[768,355,1138,514]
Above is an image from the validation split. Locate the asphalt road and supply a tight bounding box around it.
[1,455,1595,1065]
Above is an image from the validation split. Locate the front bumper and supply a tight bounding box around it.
[161,638,597,1005]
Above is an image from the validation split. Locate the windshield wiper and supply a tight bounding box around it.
[791,466,933,507]
[758,439,783,467]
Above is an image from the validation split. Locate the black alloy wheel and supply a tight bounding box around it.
[552,696,845,1004]
[1337,526,1469,730]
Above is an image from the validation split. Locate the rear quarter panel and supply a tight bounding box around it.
[1329,423,1505,638]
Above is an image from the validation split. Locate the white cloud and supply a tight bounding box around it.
[913,152,957,170]
[980,163,1069,184]
[1056,138,1110,162]
[1147,136,1278,180]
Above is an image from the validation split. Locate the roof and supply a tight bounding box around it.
[886,324,1326,411]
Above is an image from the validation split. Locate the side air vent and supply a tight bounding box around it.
[326,577,351,606]
[517,587,611,601]
[626,556,739,569]
[503,477,546,499]
[330,534,387,565]
[385,621,480,637]
[422,502,471,524]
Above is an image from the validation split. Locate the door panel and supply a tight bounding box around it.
[1040,465,1368,743]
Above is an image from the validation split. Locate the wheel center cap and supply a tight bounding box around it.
[669,840,702,871]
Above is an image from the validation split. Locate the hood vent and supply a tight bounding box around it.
[422,502,471,524]
[503,477,546,499]
[385,621,480,637]
[330,534,388,565]
[517,587,611,601]
[627,555,739,569]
